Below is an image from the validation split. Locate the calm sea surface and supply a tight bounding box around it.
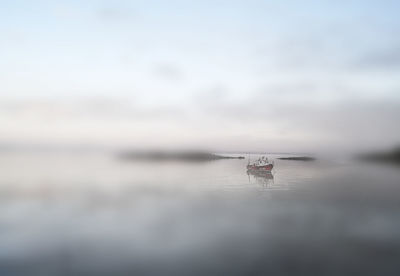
[0,152,399,275]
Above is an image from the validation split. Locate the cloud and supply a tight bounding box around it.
[96,8,135,22]
[152,64,184,81]
[355,46,400,70]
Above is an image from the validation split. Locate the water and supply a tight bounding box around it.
[0,151,399,275]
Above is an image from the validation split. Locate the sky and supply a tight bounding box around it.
[1,0,400,152]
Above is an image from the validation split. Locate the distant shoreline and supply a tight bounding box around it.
[118,151,245,162]
[277,156,316,161]
[357,148,400,165]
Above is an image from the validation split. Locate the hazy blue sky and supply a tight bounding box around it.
[1,0,400,152]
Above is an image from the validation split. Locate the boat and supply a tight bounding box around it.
[247,156,274,172]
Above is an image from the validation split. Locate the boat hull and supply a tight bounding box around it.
[246,164,273,171]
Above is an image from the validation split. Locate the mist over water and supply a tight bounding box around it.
[1,151,399,275]
[1,0,400,275]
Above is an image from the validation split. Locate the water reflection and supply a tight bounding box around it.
[1,152,400,275]
[247,169,274,190]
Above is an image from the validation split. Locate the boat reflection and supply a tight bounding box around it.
[247,169,274,189]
